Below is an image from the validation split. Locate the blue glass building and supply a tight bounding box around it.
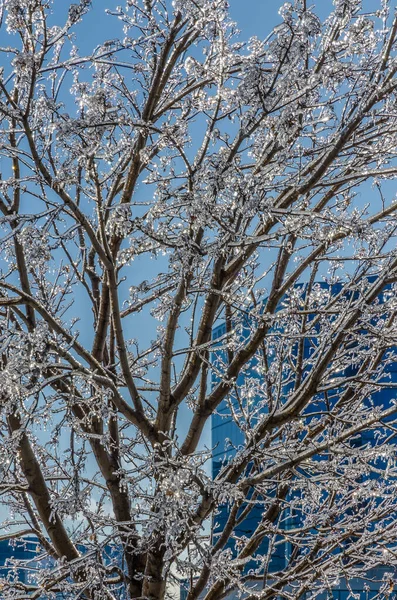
[209,281,397,599]
[0,536,124,598]
[0,537,40,587]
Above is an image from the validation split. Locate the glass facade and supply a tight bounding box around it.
[0,537,40,586]
[210,283,397,599]
[0,537,124,598]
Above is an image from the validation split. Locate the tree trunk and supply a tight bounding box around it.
[141,548,166,600]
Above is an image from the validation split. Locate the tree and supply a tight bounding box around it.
[1,0,397,598]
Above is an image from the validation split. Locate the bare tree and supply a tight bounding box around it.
[1,0,397,598]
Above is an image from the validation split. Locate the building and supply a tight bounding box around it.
[0,536,124,598]
[207,281,397,599]
[0,537,41,589]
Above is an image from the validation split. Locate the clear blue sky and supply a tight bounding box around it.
[75,1,283,48]
[64,0,299,453]
[73,1,334,50]
[66,0,292,349]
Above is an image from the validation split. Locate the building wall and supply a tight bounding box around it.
[209,283,397,599]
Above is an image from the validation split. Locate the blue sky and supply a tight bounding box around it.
[73,0,335,49]
[75,1,283,48]
[59,0,295,454]
[63,0,292,348]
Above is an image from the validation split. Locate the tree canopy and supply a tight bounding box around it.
[1,1,397,598]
